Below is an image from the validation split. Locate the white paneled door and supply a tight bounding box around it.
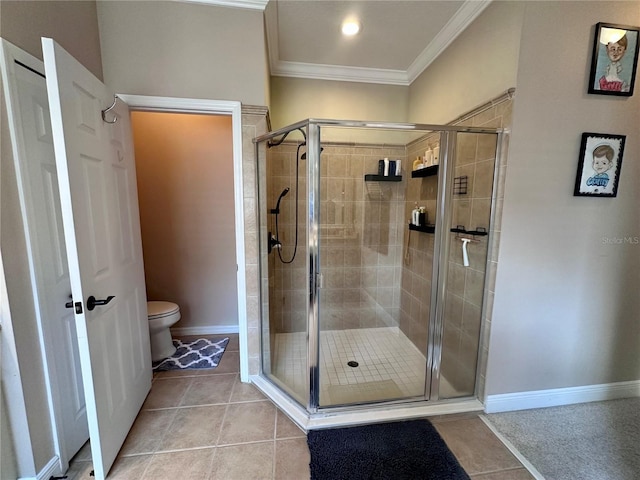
[0,39,89,471]
[42,38,151,480]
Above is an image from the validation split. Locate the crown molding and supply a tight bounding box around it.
[267,0,492,86]
[407,0,492,83]
[271,61,410,86]
[175,0,268,11]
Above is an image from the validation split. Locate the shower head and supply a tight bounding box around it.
[279,187,290,199]
[301,147,324,160]
[271,187,290,214]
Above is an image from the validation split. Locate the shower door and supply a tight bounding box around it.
[315,126,435,408]
[258,126,310,405]
[257,120,503,413]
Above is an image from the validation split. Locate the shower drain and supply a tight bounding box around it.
[347,361,359,368]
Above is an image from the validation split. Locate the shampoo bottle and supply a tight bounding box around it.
[412,203,420,226]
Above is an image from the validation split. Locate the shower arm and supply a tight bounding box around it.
[267,127,307,148]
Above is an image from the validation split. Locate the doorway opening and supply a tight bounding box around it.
[130,111,239,338]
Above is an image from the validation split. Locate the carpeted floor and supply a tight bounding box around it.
[307,419,470,480]
[485,397,640,480]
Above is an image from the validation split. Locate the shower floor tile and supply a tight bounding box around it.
[272,327,431,405]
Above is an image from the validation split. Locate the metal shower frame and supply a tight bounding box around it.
[254,118,505,417]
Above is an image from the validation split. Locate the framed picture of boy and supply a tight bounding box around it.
[588,22,640,96]
[574,133,626,197]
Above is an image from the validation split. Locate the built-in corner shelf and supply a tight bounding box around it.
[411,165,439,178]
[409,223,435,234]
[364,174,402,182]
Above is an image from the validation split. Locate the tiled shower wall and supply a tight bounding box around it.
[458,99,512,400]
[399,98,513,396]
[241,106,269,376]
[248,92,512,392]
[401,134,440,353]
[265,143,407,336]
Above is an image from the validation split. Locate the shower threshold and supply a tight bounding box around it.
[250,374,484,431]
[252,327,483,430]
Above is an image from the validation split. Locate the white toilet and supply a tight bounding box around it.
[147,301,181,361]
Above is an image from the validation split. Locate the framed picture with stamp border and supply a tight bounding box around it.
[574,132,625,197]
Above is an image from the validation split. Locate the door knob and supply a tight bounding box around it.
[86,295,115,311]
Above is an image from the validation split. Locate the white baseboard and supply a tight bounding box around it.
[484,380,640,413]
[171,325,239,336]
[21,455,61,480]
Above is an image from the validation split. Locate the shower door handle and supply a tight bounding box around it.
[86,295,115,311]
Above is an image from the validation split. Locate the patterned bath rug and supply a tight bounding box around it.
[152,337,229,372]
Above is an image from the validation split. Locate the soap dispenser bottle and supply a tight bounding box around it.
[412,203,420,226]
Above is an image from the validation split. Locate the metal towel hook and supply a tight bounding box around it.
[101,95,118,124]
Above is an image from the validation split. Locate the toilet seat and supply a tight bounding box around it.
[148,301,180,320]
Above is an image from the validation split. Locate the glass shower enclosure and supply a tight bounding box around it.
[255,119,502,415]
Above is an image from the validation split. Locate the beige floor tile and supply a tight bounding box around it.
[157,405,226,451]
[179,373,236,406]
[435,417,522,476]
[275,410,305,439]
[72,440,92,461]
[209,441,274,480]
[142,449,215,480]
[275,438,310,479]
[218,401,277,445]
[213,351,240,374]
[64,460,93,480]
[226,334,240,352]
[144,377,192,409]
[230,376,267,402]
[108,454,152,479]
[119,409,177,455]
[470,467,536,479]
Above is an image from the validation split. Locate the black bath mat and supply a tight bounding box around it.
[307,419,470,480]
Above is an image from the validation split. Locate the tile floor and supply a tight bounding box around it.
[66,334,535,479]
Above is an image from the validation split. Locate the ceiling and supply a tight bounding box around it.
[183,0,493,86]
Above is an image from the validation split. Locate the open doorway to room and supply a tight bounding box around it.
[130,111,239,337]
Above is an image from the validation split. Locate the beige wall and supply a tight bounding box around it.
[408,1,523,124]
[0,0,103,80]
[269,76,409,131]
[97,1,267,105]
[131,112,238,331]
[486,1,640,396]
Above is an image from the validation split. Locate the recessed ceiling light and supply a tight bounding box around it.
[341,19,361,36]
